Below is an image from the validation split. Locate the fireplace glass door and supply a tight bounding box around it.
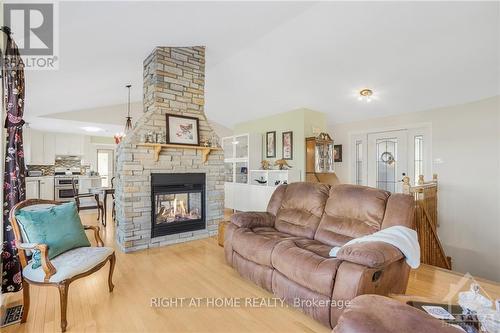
[155,192,202,224]
[151,173,206,238]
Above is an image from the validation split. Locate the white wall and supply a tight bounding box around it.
[331,96,500,282]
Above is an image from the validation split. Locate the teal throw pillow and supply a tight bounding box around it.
[15,201,91,269]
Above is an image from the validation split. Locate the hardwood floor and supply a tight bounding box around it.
[3,210,499,333]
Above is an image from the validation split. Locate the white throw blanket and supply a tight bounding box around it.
[329,226,421,269]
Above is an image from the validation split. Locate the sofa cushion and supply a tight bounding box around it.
[314,185,390,247]
[274,182,330,239]
[23,246,113,283]
[231,227,299,267]
[271,239,342,296]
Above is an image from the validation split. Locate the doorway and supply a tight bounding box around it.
[97,149,114,187]
[350,125,431,193]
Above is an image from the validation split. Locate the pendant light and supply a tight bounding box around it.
[124,84,132,132]
[114,84,132,144]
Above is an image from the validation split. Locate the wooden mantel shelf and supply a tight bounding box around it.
[137,143,222,163]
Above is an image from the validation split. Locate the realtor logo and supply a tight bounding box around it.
[3,1,59,69]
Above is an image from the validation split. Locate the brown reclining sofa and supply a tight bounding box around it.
[224,182,415,328]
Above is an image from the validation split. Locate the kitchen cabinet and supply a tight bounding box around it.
[25,176,54,200]
[55,133,84,156]
[43,133,56,164]
[26,178,40,199]
[27,130,44,165]
[40,177,54,200]
[24,129,57,165]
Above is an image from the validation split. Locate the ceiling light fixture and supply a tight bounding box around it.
[124,84,133,132]
[115,84,133,144]
[358,89,374,103]
[81,126,103,132]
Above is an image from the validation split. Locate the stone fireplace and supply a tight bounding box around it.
[114,47,224,252]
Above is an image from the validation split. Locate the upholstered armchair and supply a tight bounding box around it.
[9,199,116,332]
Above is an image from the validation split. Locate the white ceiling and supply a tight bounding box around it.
[21,1,500,136]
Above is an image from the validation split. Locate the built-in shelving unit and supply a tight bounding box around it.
[137,143,222,163]
[249,169,301,187]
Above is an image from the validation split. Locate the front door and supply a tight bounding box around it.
[367,130,408,193]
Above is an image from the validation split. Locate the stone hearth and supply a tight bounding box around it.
[114,47,224,252]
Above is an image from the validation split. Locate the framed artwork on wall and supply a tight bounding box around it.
[334,144,342,162]
[166,114,200,146]
[266,131,276,158]
[282,131,293,160]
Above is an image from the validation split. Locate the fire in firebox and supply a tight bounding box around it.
[156,195,201,224]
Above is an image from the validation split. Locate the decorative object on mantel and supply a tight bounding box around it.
[260,160,271,170]
[137,143,222,163]
[200,138,210,147]
[333,144,342,162]
[266,131,276,158]
[274,159,292,170]
[210,133,219,148]
[282,131,293,160]
[166,113,200,146]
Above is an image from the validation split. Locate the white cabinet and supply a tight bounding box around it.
[39,177,54,200]
[227,170,301,212]
[24,129,57,165]
[25,177,54,200]
[28,130,45,165]
[43,133,56,164]
[55,134,84,156]
[26,179,40,199]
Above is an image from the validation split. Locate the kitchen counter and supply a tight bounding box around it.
[78,175,102,179]
[26,175,54,180]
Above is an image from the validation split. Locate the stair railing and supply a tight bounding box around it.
[402,175,452,270]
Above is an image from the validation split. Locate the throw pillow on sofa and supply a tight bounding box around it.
[15,201,91,269]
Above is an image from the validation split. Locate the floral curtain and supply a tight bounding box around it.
[1,32,26,293]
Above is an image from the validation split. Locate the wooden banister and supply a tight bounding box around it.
[403,175,451,270]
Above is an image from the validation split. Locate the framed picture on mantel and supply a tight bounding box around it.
[166,114,200,146]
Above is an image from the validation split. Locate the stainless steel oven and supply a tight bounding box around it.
[54,177,78,202]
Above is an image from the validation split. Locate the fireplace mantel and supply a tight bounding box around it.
[138,143,222,163]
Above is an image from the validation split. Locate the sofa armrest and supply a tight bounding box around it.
[231,212,275,228]
[336,241,404,269]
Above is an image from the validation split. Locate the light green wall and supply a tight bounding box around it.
[233,108,327,180]
[90,136,115,145]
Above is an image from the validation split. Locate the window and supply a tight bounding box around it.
[355,140,363,185]
[414,135,424,184]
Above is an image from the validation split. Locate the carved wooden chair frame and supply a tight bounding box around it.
[9,199,116,332]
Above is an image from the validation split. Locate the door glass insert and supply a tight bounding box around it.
[222,137,234,159]
[376,138,397,192]
[234,135,249,159]
[224,162,234,182]
[355,140,363,185]
[414,135,424,184]
[235,161,248,183]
